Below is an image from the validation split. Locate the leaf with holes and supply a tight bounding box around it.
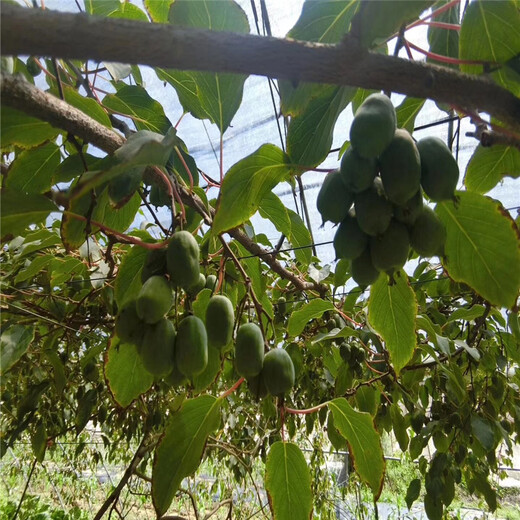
[152,395,222,516]
[435,191,520,308]
[265,441,313,520]
[287,299,335,337]
[328,398,385,498]
[104,338,154,408]
[464,144,520,193]
[368,271,417,374]
[213,145,291,234]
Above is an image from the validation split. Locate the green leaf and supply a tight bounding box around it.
[464,144,520,193]
[152,395,222,516]
[447,304,486,323]
[406,478,421,510]
[287,86,355,169]
[144,0,173,22]
[390,403,409,452]
[288,299,335,337]
[368,271,417,374]
[259,192,292,237]
[352,1,433,48]
[0,325,35,375]
[192,346,221,393]
[471,415,495,451]
[460,0,520,92]
[278,0,358,115]
[287,208,313,267]
[395,97,426,133]
[105,338,154,408]
[31,422,47,463]
[61,187,95,251]
[435,191,520,308]
[328,397,384,498]
[53,86,111,128]
[1,106,60,150]
[114,245,148,308]
[265,441,313,520]
[0,189,57,238]
[213,145,291,234]
[6,143,61,194]
[427,1,459,69]
[85,0,119,16]
[165,0,250,133]
[103,85,170,134]
[92,187,142,233]
[109,3,148,21]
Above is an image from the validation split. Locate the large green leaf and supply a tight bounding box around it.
[85,0,119,16]
[164,0,250,133]
[114,244,148,307]
[328,398,384,498]
[427,0,459,68]
[265,442,313,520]
[0,189,57,238]
[92,187,142,233]
[368,271,417,374]
[144,0,173,22]
[102,85,171,134]
[58,86,111,127]
[395,97,426,133]
[435,191,520,308]
[287,208,312,267]
[259,192,292,237]
[287,299,335,337]
[5,143,61,194]
[279,0,358,116]
[104,338,154,408]
[287,86,355,169]
[352,1,433,48]
[464,144,520,193]
[152,395,222,516]
[1,106,60,150]
[460,0,520,93]
[0,325,35,376]
[213,145,291,234]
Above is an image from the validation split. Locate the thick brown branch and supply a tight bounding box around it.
[0,74,324,293]
[2,3,520,131]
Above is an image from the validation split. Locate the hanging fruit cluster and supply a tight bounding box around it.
[317,93,459,287]
[113,229,295,398]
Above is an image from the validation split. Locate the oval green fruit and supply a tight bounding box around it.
[351,246,380,287]
[339,146,378,193]
[187,272,206,296]
[354,177,393,236]
[115,299,146,346]
[175,315,208,377]
[417,136,459,201]
[149,181,170,208]
[164,364,188,388]
[205,274,218,291]
[394,188,424,226]
[235,323,264,378]
[247,373,268,400]
[141,248,168,284]
[350,93,396,158]
[262,348,295,397]
[206,295,235,350]
[136,275,173,324]
[167,231,200,290]
[333,211,368,260]
[410,206,446,257]
[370,220,410,272]
[139,318,176,377]
[379,128,421,206]
[316,169,354,225]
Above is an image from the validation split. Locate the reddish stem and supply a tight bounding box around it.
[402,38,414,60]
[405,39,494,66]
[64,212,168,249]
[219,377,245,399]
[284,402,329,415]
[337,309,363,329]
[174,112,185,129]
[406,0,461,31]
[174,145,194,191]
[420,21,460,31]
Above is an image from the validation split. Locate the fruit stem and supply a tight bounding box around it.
[420,21,461,31]
[174,145,195,191]
[284,402,329,415]
[219,377,245,399]
[405,0,461,31]
[404,39,495,66]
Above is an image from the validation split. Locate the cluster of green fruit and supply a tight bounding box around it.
[339,341,366,378]
[234,321,296,399]
[317,93,459,287]
[114,230,226,384]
